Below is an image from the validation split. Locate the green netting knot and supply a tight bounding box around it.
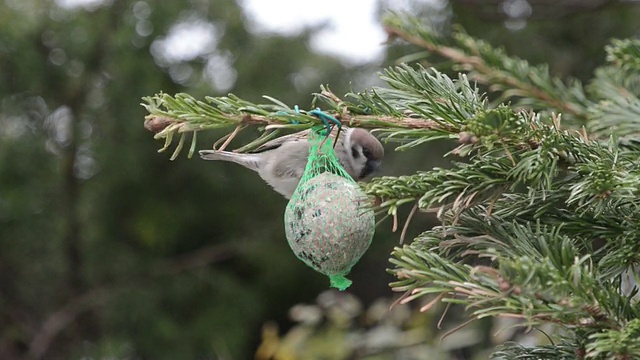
[284,126,375,290]
[329,275,353,291]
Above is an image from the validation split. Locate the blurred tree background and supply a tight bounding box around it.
[1,0,640,359]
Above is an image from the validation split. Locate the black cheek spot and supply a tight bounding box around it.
[351,146,359,159]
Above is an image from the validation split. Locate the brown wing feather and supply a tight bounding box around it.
[250,127,346,153]
[250,129,312,153]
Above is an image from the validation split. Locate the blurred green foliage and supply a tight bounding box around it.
[0,1,380,359]
[1,0,640,359]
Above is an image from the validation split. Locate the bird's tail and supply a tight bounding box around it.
[199,150,261,172]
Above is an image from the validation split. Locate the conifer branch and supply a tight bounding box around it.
[141,13,640,358]
[141,90,442,157]
[606,38,640,71]
[491,341,580,360]
[382,13,592,123]
[587,66,640,138]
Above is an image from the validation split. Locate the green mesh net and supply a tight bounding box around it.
[284,127,375,291]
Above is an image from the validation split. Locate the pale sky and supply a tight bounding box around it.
[53,0,440,90]
[242,0,441,64]
[242,0,388,64]
[56,0,437,64]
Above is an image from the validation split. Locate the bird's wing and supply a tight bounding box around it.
[250,127,347,153]
[250,129,312,153]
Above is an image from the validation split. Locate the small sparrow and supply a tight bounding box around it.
[199,127,384,199]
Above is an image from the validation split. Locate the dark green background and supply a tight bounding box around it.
[1,0,639,358]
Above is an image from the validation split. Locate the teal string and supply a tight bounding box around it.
[309,108,341,136]
[275,105,300,124]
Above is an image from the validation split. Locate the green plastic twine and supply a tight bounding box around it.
[329,275,353,291]
[284,125,375,291]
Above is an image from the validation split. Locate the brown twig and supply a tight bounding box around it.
[392,211,398,232]
[145,113,444,133]
[215,123,247,151]
[399,203,419,244]
[28,288,111,359]
[437,301,452,329]
[28,243,236,359]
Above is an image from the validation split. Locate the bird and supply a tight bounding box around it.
[199,127,384,199]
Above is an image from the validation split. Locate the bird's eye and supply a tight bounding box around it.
[362,147,371,158]
[351,146,360,158]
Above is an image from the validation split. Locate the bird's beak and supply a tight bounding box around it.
[362,160,381,178]
[369,160,381,172]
